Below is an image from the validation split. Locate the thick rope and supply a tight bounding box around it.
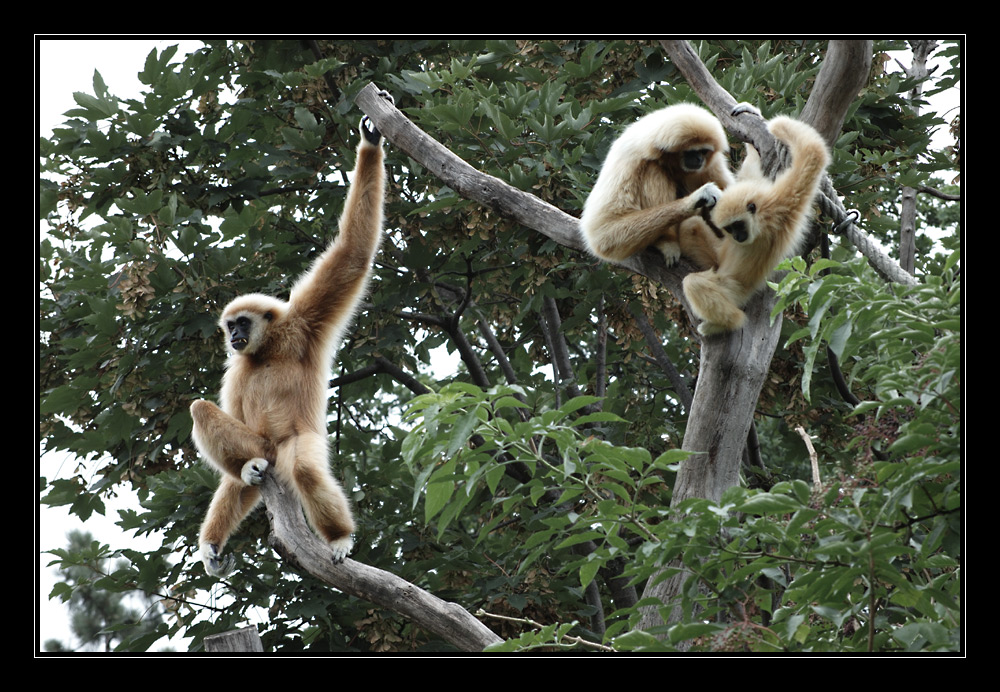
[816,177,918,287]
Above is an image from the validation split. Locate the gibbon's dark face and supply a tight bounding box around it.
[681,147,712,172]
[724,220,750,243]
[227,316,254,351]
[723,203,757,243]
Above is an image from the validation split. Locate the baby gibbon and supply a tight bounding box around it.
[683,115,830,335]
[579,102,735,267]
[189,104,389,577]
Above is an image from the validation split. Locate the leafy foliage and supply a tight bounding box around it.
[39,39,961,652]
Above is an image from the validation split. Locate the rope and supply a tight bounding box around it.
[815,177,918,287]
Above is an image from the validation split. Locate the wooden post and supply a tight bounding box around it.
[203,627,264,653]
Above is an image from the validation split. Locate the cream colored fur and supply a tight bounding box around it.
[579,103,734,266]
[683,116,830,335]
[190,123,386,577]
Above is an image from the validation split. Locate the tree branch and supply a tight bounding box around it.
[800,40,873,147]
[257,472,502,651]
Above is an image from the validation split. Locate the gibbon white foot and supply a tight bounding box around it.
[329,535,354,565]
[241,458,269,486]
[200,541,236,578]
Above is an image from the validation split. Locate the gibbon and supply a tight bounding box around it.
[579,102,735,267]
[682,115,830,335]
[189,103,388,577]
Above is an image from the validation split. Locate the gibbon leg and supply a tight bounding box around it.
[274,433,356,562]
[198,474,263,576]
[190,399,275,479]
[682,270,748,335]
[676,217,722,271]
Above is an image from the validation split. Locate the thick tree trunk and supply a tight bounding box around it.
[635,292,781,632]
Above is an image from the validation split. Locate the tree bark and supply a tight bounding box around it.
[800,40,873,147]
[204,626,265,652]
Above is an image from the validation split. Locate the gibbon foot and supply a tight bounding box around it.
[655,240,682,266]
[201,542,236,578]
[697,311,746,336]
[731,101,762,118]
[360,89,395,146]
[329,535,354,564]
[241,458,269,486]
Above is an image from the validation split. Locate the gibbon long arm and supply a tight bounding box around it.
[288,137,386,350]
[582,185,723,262]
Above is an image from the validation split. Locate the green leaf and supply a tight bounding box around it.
[424,480,454,523]
[737,492,804,515]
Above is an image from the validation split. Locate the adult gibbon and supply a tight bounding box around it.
[189,103,388,577]
[683,115,830,335]
[579,102,735,267]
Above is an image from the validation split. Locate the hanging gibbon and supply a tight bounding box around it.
[579,102,735,268]
[683,115,830,335]
[189,103,389,577]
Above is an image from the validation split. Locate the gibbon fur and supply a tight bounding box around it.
[189,110,387,577]
[683,115,830,335]
[579,102,735,267]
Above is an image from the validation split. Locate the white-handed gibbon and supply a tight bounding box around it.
[682,115,830,335]
[189,103,389,577]
[579,102,735,267]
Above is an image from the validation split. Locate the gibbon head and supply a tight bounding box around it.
[709,182,760,244]
[631,103,730,172]
[219,293,288,356]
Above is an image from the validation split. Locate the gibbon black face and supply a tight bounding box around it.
[720,202,757,243]
[227,316,254,351]
[724,219,750,243]
[681,147,713,172]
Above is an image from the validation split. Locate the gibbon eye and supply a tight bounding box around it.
[264,311,274,321]
[746,202,757,214]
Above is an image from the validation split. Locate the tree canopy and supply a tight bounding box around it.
[38,39,962,653]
